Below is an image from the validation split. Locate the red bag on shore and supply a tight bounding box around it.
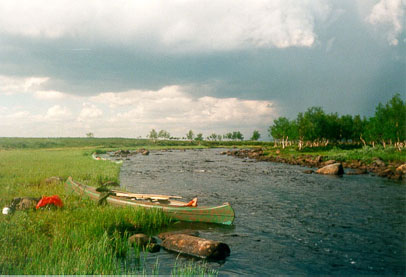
[36,195,64,209]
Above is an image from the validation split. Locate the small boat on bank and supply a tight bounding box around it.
[65,177,235,225]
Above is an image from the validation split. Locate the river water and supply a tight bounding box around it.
[116,148,405,275]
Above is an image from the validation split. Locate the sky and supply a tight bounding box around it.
[0,0,405,139]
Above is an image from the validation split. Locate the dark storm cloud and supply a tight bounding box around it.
[0,0,404,120]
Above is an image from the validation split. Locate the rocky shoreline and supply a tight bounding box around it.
[222,148,406,181]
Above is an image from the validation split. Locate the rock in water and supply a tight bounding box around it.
[162,234,230,259]
[129,233,156,247]
[316,163,344,175]
[396,164,406,174]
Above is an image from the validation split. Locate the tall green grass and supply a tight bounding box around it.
[171,260,218,276]
[0,148,171,274]
[324,145,406,163]
[0,148,121,190]
[264,145,405,163]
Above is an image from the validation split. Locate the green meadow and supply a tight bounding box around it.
[0,144,216,275]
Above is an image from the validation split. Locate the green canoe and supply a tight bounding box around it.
[65,177,235,225]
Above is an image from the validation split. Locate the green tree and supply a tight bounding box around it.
[303,107,326,141]
[224,133,233,140]
[250,130,261,141]
[376,94,406,143]
[186,130,194,140]
[232,131,244,141]
[339,115,354,141]
[269,117,291,140]
[352,115,367,143]
[208,133,218,141]
[148,129,158,139]
[85,132,94,138]
[158,130,170,139]
[195,133,204,141]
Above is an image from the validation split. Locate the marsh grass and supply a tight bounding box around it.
[0,137,273,151]
[171,260,219,276]
[0,148,171,274]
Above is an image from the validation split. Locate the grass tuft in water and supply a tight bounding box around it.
[171,260,219,276]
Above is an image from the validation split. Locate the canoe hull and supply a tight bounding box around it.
[65,177,235,225]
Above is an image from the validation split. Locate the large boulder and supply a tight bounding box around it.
[162,234,230,259]
[316,163,344,175]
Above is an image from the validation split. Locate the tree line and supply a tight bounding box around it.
[269,94,406,150]
[147,129,261,141]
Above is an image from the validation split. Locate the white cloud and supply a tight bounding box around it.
[5,111,30,119]
[45,105,72,120]
[0,75,49,95]
[366,0,406,45]
[90,86,189,109]
[0,0,330,50]
[0,106,8,114]
[95,86,275,135]
[0,75,277,137]
[77,103,103,122]
[34,90,68,100]
[0,75,76,101]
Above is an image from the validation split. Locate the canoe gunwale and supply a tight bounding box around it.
[65,177,235,225]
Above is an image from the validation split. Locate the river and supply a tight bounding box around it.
[116,148,405,275]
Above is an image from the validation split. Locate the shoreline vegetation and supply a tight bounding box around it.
[222,145,406,181]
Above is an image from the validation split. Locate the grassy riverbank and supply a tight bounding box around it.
[263,145,406,164]
[0,148,167,274]
[0,147,217,275]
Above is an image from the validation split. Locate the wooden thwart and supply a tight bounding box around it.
[112,191,182,201]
